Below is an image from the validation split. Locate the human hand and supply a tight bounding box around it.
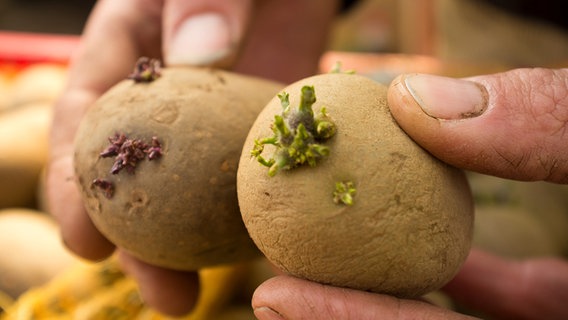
[46,0,340,316]
[252,68,568,319]
[253,248,568,319]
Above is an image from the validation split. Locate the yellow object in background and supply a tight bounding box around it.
[0,62,65,210]
[0,103,53,209]
[0,291,13,315]
[0,209,77,299]
[1,256,257,320]
[3,64,67,111]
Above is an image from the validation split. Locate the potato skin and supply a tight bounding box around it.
[237,73,474,298]
[74,67,282,270]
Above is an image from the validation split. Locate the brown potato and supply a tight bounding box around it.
[7,64,67,109]
[237,73,474,298]
[0,103,53,208]
[73,66,283,270]
[0,208,77,298]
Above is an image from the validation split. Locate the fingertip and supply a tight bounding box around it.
[46,155,115,261]
[252,275,329,318]
[387,73,488,133]
[162,0,253,67]
[60,218,116,261]
[165,13,237,67]
[252,276,317,320]
[118,252,199,316]
[254,306,285,320]
[387,73,406,108]
[251,276,287,308]
[387,73,435,137]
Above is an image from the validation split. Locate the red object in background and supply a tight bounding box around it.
[0,31,80,72]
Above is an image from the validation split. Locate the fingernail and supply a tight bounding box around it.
[167,13,233,66]
[254,307,285,320]
[403,74,488,120]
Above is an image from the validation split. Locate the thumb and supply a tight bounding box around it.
[252,276,472,320]
[162,0,253,66]
[387,68,568,183]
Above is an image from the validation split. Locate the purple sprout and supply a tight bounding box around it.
[127,57,162,83]
[93,134,163,199]
[100,133,163,175]
[146,136,163,161]
[92,179,115,199]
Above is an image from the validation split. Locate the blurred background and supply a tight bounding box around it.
[2,0,568,64]
[0,0,94,34]
[1,0,567,319]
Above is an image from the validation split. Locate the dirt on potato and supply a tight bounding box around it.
[237,73,474,297]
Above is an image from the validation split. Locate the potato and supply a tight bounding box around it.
[7,63,67,109]
[0,103,53,208]
[237,73,474,298]
[73,64,283,270]
[0,208,77,298]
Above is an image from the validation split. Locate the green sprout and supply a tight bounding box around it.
[252,85,336,176]
[333,181,356,206]
[329,61,356,74]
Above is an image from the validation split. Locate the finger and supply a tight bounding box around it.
[387,68,568,183]
[234,0,341,83]
[443,248,568,320]
[48,0,163,259]
[162,0,339,82]
[252,275,475,320]
[118,251,199,316]
[46,147,114,260]
[162,0,253,67]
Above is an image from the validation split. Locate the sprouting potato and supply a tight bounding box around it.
[237,72,474,298]
[73,59,283,270]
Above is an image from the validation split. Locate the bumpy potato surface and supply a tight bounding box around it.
[74,67,282,270]
[238,73,474,297]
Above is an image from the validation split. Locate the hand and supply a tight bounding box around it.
[252,68,568,319]
[253,248,568,319]
[46,0,340,315]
